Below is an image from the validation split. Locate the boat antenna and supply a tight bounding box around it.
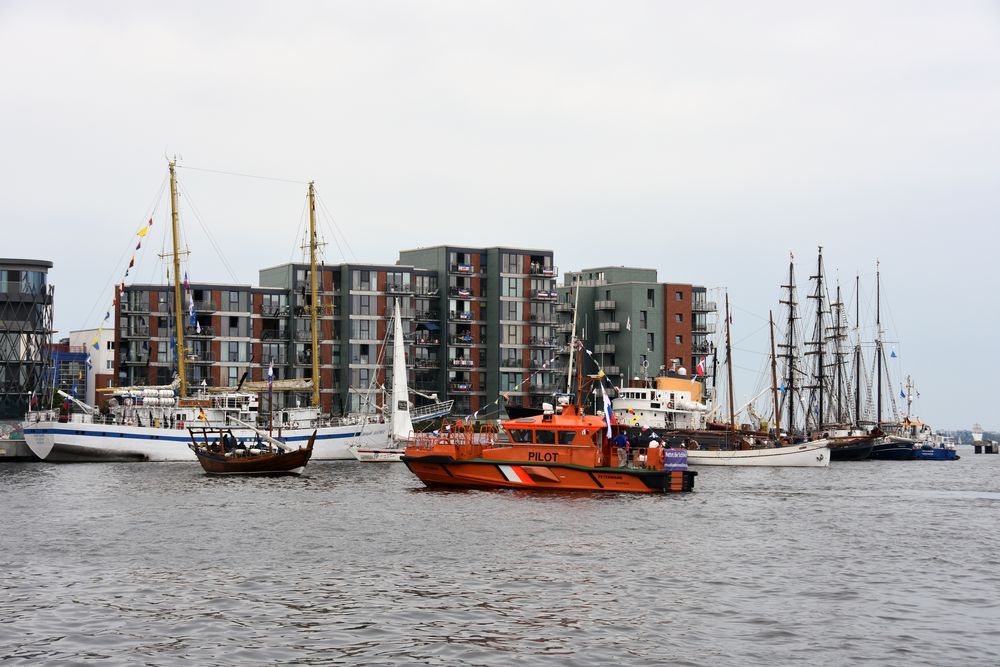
[169,158,187,397]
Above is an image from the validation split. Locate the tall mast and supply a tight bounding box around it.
[769,310,781,436]
[805,246,825,430]
[853,273,861,429]
[875,262,883,428]
[725,293,735,432]
[778,254,798,434]
[169,159,186,397]
[308,181,320,408]
[565,282,581,393]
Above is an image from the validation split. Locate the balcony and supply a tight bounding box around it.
[448,287,475,299]
[188,352,215,364]
[528,336,558,347]
[692,300,718,313]
[449,382,475,393]
[294,330,316,342]
[261,329,287,341]
[529,264,558,278]
[415,358,441,369]
[599,321,620,332]
[194,299,215,312]
[386,282,413,295]
[185,325,215,338]
[258,305,290,318]
[529,359,553,370]
[120,327,149,338]
[450,357,476,368]
[692,322,717,335]
[414,310,441,321]
[603,365,621,376]
[554,322,573,333]
[594,300,616,310]
[450,335,478,346]
[121,355,149,365]
[528,313,556,324]
[531,290,558,301]
[594,343,616,354]
[449,263,478,275]
[450,310,476,321]
[121,301,149,314]
[555,303,574,313]
[414,336,441,346]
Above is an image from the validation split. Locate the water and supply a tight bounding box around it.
[2,451,999,666]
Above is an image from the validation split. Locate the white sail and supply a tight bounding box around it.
[391,298,414,442]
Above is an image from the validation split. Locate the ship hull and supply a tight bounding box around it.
[22,421,388,462]
[869,438,918,461]
[401,456,696,493]
[193,446,313,475]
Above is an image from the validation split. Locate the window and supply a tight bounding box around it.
[106,360,113,370]
[675,291,683,301]
[504,301,520,321]
[502,277,522,297]
[647,333,654,351]
[106,341,115,350]
[229,291,240,308]
[647,289,655,307]
[640,310,648,329]
[675,335,683,344]
[675,313,683,323]
[228,367,239,387]
[502,253,520,274]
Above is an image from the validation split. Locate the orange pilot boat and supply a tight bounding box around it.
[401,399,697,494]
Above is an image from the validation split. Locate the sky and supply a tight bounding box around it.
[2,1,998,429]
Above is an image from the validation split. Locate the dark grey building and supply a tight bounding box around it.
[0,259,54,419]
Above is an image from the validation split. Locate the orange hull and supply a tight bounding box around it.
[402,455,695,493]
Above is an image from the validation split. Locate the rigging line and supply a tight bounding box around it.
[177,164,308,185]
[81,179,169,328]
[289,197,308,266]
[177,182,241,284]
[314,189,358,262]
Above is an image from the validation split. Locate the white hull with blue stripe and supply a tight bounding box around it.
[23,420,388,462]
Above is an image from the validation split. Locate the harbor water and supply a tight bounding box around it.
[2,451,999,666]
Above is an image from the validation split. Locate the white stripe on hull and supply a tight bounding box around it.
[23,421,389,462]
[686,443,830,467]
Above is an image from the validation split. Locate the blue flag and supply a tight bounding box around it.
[900,389,906,399]
[890,348,897,358]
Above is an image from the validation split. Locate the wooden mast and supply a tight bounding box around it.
[769,310,781,437]
[169,159,186,397]
[854,273,861,429]
[308,181,320,408]
[876,262,882,429]
[725,292,735,432]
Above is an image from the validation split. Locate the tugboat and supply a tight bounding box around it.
[401,353,697,493]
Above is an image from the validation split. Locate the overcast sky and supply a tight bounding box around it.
[2,1,998,429]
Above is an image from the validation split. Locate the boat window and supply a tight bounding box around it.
[558,430,576,445]
[535,430,556,444]
[508,429,531,443]
[651,403,660,409]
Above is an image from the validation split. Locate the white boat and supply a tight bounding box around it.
[22,386,387,462]
[23,162,389,462]
[685,440,830,467]
[350,299,414,462]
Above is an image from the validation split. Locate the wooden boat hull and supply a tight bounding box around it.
[193,446,313,475]
[401,455,696,493]
[686,441,830,467]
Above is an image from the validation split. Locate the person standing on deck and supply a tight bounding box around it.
[611,432,629,467]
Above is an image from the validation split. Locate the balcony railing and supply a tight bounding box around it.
[414,310,441,321]
[594,343,616,354]
[121,355,149,365]
[121,301,150,313]
[594,300,616,311]
[449,382,475,393]
[603,365,621,375]
[450,335,478,346]
[529,264,558,277]
[449,263,477,275]
[528,313,556,324]
[386,283,414,294]
[692,322,717,334]
[599,322,620,332]
[188,352,215,364]
[528,336,559,347]
[258,306,289,318]
[529,383,561,394]
[692,300,718,313]
[531,290,559,301]
[414,336,441,346]
[120,327,149,338]
[450,357,476,368]
[185,325,215,337]
[261,329,287,341]
[555,303,574,313]
[193,299,215,312]
[554,322,572,333]
[415,359,441,369]
[451,310,475,321]
[448,287,475,299]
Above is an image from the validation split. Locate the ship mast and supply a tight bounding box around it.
[853,273,861,429]
[769,310,781,437]
[565,282,581,394]
[778,254,798,434]
[725,292,735,432]
[876,262,883,429]
[308,181,320,408]
[169,159,187,397]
